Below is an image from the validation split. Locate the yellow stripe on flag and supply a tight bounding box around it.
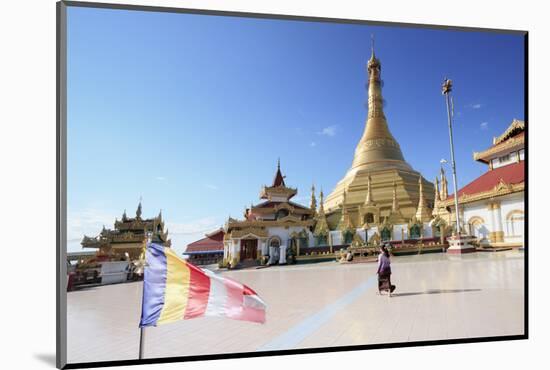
[158,248,191,325]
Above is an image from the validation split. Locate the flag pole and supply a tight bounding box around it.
[138,231,152,360]
[138,326,146,360]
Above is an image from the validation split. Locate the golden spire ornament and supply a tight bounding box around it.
[310,184,317,214]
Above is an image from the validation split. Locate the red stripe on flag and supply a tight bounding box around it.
[183,262,211,319]
[242,285,258,296]
[239,306,266,324]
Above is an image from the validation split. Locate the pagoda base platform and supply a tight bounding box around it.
[324,167,435,228]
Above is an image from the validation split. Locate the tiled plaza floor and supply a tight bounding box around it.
[67,250,525,364]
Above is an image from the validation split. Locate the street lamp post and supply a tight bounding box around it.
[441,78,476,254]
[442,78,462,236]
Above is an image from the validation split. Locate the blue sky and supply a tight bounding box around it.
[66,6,525,253]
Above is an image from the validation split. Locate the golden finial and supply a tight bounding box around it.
[310,183,317,213]
[136,197,142,219]
[368,34,380,70]
[442,78,452,95]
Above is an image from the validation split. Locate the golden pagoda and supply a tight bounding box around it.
[324,40,434,228]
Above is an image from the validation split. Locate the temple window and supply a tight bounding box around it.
[506,211,524,237]
[468,217,487,239]
[316,235,327,246]
[276,209,289,219]
[365,213,374,224]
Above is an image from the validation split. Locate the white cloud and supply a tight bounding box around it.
[166,217,220,235]
[480,121,489,130]
[167,217,222,254]
[205,184,218,190]
[317,125,337,137]
[67,208,118,242]
[155,176,166,181]
[292,195,310,204]
[310,141,316,147]
[467,103,482,109]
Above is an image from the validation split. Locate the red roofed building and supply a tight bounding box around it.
[183,229,225,265]
[433,119,525,247]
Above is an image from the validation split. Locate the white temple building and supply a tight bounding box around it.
[433,119,525,248]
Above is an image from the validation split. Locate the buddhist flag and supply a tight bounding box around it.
[139,243,266,327]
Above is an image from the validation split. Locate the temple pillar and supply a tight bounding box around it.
[260,239,268,256]
[489,202,504,243]
[279,245,287,264]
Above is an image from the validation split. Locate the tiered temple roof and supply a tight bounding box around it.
[225,161,315,237]
[473,119,525,164]
[81,202,171,257]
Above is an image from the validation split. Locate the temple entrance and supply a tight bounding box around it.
[381,227,391,241]
[268,237,281,264]
[240,239,258,261]
[410,224,421,239]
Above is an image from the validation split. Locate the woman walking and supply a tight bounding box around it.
[377,244,396,296]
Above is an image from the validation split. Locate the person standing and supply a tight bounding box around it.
[377,244,396,296]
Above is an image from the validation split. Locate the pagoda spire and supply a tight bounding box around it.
[415,176,432,222]
[136,199,142,219]
[434,176,441,202]
[338,189,354,231]
[367,35,384,120]
[440,166,448,200]
[310,184,317,214]
[319,188,325,213]
[388,180,407,224]
[272,158,286,187]
[313,188,329,240]
[348,38,410,172]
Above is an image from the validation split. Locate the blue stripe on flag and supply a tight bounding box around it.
[139,243,168,327]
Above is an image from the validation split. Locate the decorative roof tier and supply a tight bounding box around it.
[81,202,171,254]
[260,159,297,201]
[225,160,316,237]
[442,161,524,206]
[474,119,525,164]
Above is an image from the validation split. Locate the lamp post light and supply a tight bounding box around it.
[441,78,476,254]
[441,78,462,236]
